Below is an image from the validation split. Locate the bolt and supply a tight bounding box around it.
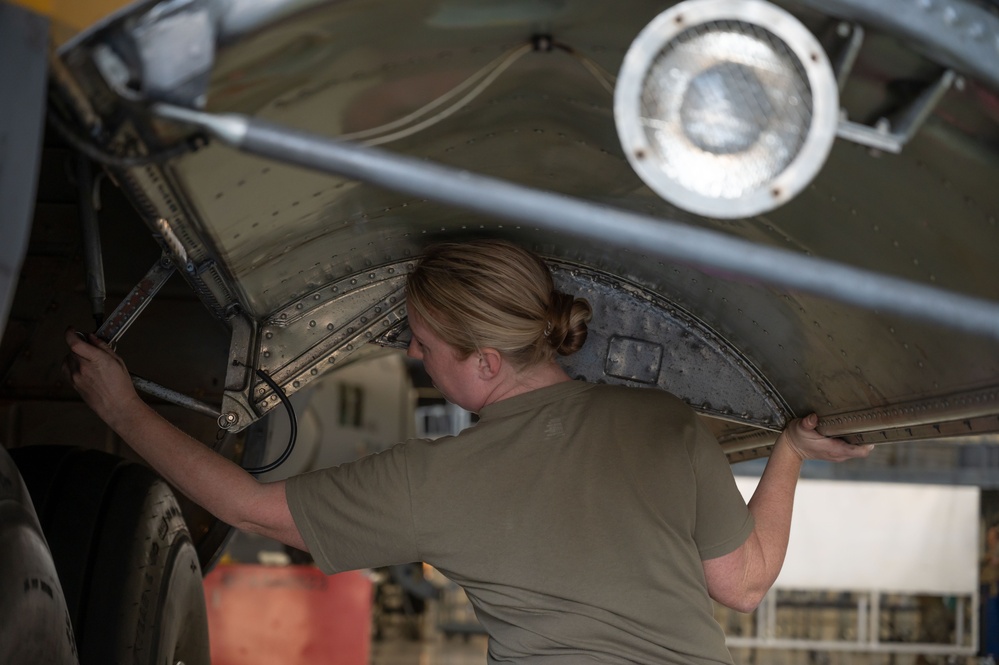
[218,412,239,429]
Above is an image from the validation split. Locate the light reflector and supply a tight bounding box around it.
[615,0,838,218]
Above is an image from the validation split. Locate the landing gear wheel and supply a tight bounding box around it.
[0,445,78,665]
[82,460,209,665]
[11,446,209,665]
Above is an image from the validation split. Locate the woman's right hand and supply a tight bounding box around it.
[63,328,142,426]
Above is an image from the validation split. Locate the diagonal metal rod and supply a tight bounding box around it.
[130,373,220,419]
[153,103,999,342]
[75,155,107,327]
[96,254,175,346]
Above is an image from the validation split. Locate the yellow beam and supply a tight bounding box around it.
[6,0,137,45]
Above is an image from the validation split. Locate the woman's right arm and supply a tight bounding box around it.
[63,329,307,551]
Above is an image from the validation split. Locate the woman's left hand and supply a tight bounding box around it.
[781,413,874,463]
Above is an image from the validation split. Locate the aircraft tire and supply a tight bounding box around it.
[10,446,209,665]
[0,445,78,665]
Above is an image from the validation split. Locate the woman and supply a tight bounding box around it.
[64,239,871,664]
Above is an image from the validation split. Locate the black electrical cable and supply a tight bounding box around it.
[47,106,199,169]
[243,368,298,475]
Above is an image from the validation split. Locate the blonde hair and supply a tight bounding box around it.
[406,240,592,368]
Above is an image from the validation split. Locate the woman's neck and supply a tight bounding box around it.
[481,361,572,408]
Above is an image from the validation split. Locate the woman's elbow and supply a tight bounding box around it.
[726,593,765,614]
[703,532,777,613]
[709,584,768,614]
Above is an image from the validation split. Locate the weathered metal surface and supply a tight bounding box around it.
[31,0,999,449]
[151,102,999,340]
[219,266,410,430]
[552,264,790,429]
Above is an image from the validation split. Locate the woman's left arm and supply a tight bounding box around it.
[702,415,873,612]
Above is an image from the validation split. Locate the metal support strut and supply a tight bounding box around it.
[96,253,174,346]
[95,253,219,419]
[75,155,107,328]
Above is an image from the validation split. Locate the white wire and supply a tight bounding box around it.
[339,42,615,147]
[571,51,617,95]
[340,44,532,144]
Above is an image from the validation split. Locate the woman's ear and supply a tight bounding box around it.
[477,348,503,380]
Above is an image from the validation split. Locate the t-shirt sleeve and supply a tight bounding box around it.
[285,443,421,574]
[689,419,754,560]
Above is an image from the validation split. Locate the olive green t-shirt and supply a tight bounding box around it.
[287,381,753,664]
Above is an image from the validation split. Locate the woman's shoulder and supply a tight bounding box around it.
[586,381,691,408]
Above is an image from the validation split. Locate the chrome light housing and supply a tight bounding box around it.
[614,0,839,219]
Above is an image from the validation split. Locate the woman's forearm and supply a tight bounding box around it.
[703,415,871,611]
[742,432,804,596]
[64,330,306,550]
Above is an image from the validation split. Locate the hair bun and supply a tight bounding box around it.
[547,291,592,356]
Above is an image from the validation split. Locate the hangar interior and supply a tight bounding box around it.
[3,0,999,664]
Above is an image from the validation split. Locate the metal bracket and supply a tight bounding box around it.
[374,318,412,350]
[720,384,999,462]
[218,265,412,433]
[93,0,217,108]
[219,314,259,431]
[836,69,957,153]
[831,22,865,92]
